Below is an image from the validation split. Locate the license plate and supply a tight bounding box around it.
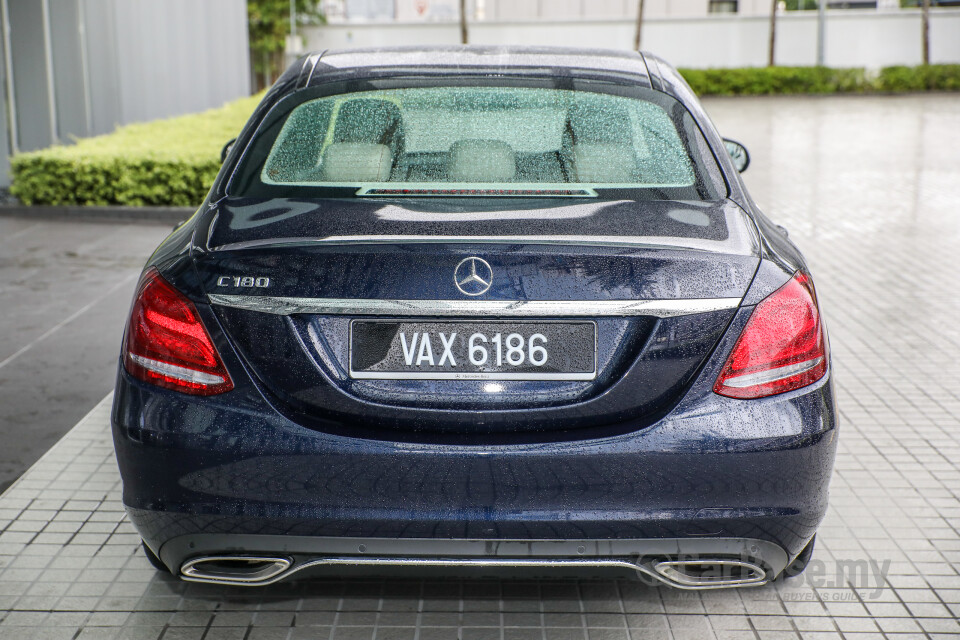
[349,321,597,381]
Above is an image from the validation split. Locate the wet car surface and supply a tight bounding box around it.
[110,46,836,589]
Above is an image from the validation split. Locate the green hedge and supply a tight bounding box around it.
[876,64,960,92]
[9,64,960,207]
[679,66,871,96]
[10,93,262,206]
[679,64,960,96]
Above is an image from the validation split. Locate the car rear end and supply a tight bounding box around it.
[111,47,837,588]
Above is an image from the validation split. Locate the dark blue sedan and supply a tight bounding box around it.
[112,46,837,589]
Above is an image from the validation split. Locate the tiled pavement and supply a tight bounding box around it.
[1,94,959,639]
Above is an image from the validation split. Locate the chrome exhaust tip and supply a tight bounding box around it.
[653,559,767,589]
[180,555,292,585]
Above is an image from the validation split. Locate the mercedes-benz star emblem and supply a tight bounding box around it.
[454,257,493,296]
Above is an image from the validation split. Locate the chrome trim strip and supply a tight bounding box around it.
[208,295,740,318]
[348,371,597,381]
[303,52,323,87]
[211,235,739,254]
[179,555,769,590]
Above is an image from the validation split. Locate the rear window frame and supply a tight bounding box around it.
[227,74,727,201]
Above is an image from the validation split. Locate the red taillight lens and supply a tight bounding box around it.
[122,268,234,396]
[714,271,827,399]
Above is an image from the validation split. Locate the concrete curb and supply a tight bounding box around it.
[0,204,195,225]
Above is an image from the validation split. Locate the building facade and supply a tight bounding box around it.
[0,0,250,188]
[325,0,917,22]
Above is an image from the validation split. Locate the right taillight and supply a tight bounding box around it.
[714,271,827,399]
[122,268,234,396]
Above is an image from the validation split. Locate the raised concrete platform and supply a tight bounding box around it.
[2,94,960,639]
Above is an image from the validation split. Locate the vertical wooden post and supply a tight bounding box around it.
[633,0,645,51]
[768,0,778,67]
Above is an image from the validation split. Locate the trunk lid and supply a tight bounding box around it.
[194,197,759,438]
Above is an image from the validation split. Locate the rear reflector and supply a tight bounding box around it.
[714,271,827,399]
[122,268,234,396]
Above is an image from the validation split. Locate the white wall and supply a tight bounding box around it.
[0,0,250,186]
[303,9,960,68]
[95,0,251,132]
[342,0,918,21]
[360,0,753,21]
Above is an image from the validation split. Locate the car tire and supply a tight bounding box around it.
[777,535,816,580]
[141,541,170,573]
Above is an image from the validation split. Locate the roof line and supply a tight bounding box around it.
[304,51,325,87]
[640,52,664,93]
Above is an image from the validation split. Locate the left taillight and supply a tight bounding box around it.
[122,268,234,396]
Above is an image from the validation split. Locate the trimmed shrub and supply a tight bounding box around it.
[10,93,263,206]
[680,64,960,96]
[679,66,872,96]
[877,64,960,92]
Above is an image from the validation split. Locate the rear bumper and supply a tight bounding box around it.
[112,359,837,584]
[155,534,787,589]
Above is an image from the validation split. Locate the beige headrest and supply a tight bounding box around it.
[572,144,636,183]
[320,143,393,182]
[448,139,516,182]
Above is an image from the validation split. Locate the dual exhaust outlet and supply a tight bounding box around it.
[180,555,767,589]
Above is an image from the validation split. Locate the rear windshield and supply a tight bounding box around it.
[231,81,723,200]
